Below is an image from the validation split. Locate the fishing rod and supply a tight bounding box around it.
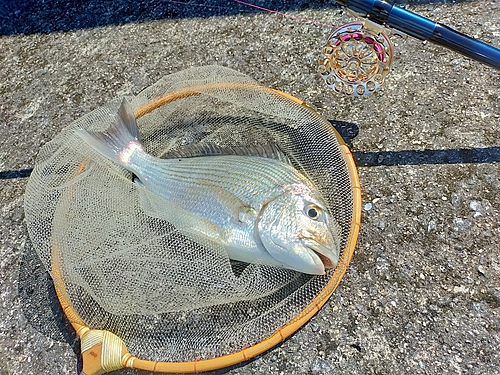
[339,0,500,69]
[236,0,500,96]
[319,0,500,95]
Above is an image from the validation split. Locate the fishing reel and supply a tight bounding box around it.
[319,20,393,97]
[319,0,500,96]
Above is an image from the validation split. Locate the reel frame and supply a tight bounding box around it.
[319,19,393,96]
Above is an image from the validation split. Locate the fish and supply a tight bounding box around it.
[75,99,341,275]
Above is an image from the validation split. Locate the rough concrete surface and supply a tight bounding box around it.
[1,0,499,374]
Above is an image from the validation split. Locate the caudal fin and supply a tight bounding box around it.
[76,99,141,164]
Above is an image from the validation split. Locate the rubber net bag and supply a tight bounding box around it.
[24,65,361,374]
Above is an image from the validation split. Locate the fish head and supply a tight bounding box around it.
[256,184,340,275]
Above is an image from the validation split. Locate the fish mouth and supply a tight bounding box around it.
[303,240,338,269]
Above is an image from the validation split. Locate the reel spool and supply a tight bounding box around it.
[319,21,393,96]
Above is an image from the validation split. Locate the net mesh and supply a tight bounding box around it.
[24,66,355,363]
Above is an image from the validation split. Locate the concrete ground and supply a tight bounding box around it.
[1,0,499,374]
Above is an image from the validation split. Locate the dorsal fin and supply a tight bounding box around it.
[160,143,291,164]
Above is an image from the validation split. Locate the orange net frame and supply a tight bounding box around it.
[25,73,360,375]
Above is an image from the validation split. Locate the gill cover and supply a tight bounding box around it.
[257,187,340,275]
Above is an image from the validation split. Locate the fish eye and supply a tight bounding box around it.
[305,204,322,220]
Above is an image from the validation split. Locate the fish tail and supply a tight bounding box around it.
[76,99,142,165]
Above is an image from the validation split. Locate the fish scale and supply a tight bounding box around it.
[130,152,305,208]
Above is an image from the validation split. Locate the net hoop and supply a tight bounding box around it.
[49,83,361,375]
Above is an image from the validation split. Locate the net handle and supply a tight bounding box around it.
[50,84,361,375]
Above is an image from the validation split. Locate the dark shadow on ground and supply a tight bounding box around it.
[354,147,500,167]
[0,168,33,180]
[0,0,470,36]
[3,147,500,181]
[328,120,500,167]
[330,120,359,149]
[0,0,339,35]
[1,114,497,180]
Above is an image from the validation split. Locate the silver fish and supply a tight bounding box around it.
[76,100,341,275]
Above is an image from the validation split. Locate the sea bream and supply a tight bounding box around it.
[76,99,341,275]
